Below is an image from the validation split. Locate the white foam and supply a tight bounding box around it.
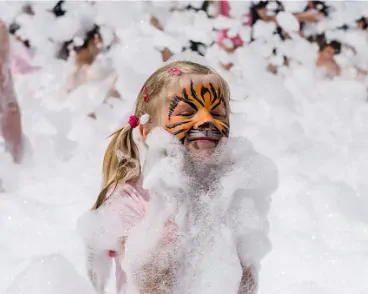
[2,2,368,294]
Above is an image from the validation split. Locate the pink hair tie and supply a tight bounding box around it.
[128,115,139,128]
[168,68,181,75]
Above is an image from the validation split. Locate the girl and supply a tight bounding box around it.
[83,60,275,293]
[316,39,342,78]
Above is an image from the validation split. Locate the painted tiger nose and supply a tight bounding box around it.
[197,121,216,130]
[194,113,215,129]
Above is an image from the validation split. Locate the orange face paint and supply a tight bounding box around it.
[165,80,230,140]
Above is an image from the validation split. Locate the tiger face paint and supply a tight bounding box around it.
[164,78,230,154]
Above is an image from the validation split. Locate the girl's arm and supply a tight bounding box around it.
[87,239,127,294]
[238,266,257,294]
[87,247,113,294]
[150,15,164,31]
[294,9,322,23]
[80,184,148,293]
[0,19,23,163]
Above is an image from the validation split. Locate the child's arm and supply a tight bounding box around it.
[229,152,278,294]
[87,247,113,294]
[0,19,23,163]
[87,238,128,294]
[238,266,257,294]
[80,184,148,293]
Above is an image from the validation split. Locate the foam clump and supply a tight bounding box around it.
[142,127,187,193]
[78,194,133,253]
[276,11,300,33]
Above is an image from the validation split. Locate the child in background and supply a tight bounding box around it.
[317,39,341,78]
[58,23,120,119]
[83,61,276,294]
[59,24,106,94]
[0,19,23,164]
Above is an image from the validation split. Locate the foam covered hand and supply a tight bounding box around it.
[217,137,278,197]
[220,137,278,268]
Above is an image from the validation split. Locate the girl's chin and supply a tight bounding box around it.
[185,140,218,161]
[190,139,217,150]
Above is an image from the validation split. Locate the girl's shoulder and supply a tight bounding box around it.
[105,181,150,204]
[101,182,150,222]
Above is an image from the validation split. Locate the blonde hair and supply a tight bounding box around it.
[92,61,231,209]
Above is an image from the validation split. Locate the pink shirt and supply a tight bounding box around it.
[105,183,148,293]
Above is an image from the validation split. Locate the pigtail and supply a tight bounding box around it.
[92,124,140,209]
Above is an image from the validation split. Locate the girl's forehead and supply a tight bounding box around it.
[165,74,224,100]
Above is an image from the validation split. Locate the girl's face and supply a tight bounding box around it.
[320,45,335,61]
[89,34,103,55]
[76,34,103,64]
[162,75,230,158]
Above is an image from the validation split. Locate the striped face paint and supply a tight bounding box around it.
[165,80,230,141]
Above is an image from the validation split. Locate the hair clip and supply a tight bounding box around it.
[128,115,139,128]
[143,86,150,102]
[167,68,182,75]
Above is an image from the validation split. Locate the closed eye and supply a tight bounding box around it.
[211,111,226,119]
[179,111,195,117]
[211,101,226,119]
[171,101,196,118]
